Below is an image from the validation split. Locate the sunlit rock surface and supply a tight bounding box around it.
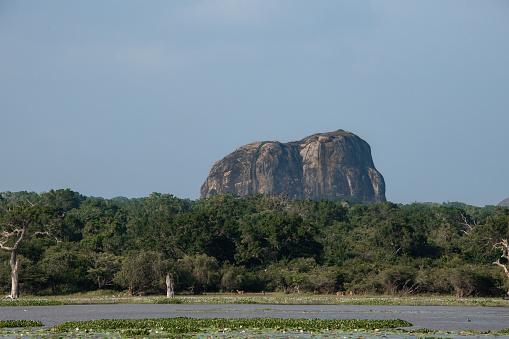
[200,130,386,204]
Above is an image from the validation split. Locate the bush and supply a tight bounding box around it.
[415,267,452,295]
[449,266,500,297]
[378,266,417,295]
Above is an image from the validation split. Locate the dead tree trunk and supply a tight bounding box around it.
[10,250,20,299]
[166,273,174,298]
[2,229,27,300]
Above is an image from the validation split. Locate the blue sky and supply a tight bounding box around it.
[1,1,508,206]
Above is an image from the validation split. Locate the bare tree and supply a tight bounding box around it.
[0,205,57,299]
[493,239,509,296]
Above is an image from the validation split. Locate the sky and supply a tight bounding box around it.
[1,1,508,207]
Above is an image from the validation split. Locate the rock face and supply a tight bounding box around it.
[497,198,509,207]
[200,130,386,204]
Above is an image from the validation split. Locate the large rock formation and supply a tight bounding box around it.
[200,130,386,204]
[497,198,509,207]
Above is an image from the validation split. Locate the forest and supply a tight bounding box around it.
[1,189,508,298]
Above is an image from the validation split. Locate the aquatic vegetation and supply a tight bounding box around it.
[152,295,509,307]
[0,314,505,338]
[2,294,508,308]
[122,328,150,336]
[154,297,183,304]
[0,320,43,328]
[51,317,412,335]
[0,299,64,307]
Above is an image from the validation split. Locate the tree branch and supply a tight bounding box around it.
[24,230,52,239]
[493,239,509,281]
[493,259,509,275]
[460,212,479,235]
[493,239,509,260]
[0,228,26,251]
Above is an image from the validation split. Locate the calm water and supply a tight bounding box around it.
[1,303,508,332]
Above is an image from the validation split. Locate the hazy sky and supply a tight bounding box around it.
[1,1,508,206]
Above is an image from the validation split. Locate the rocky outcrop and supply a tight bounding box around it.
[200,130,386,204]
[497,198,509,207]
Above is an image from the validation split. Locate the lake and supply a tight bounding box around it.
[1,303,508,333]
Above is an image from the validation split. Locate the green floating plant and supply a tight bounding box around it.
[0,299,64,307]
[0,320,44,328]
[154,297,183,304]
[51,317,412,334]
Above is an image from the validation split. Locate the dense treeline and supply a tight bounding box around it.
[0,189,508,297]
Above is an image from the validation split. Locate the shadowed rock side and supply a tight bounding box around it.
[200,130,386,204]
[497,197,509,207]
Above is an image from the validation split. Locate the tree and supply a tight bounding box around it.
[87,251,122,290]
[479,211,509,295]
[78,198,126,254]
[113,251,169,295]
[39,243,90,293]
[0,205,59,299]
[220,263,247,292]
[493,239,509,294]
[373,215,417,257]
[236,212,321,266]
[178,254,220,294]
[38,189,84,211]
